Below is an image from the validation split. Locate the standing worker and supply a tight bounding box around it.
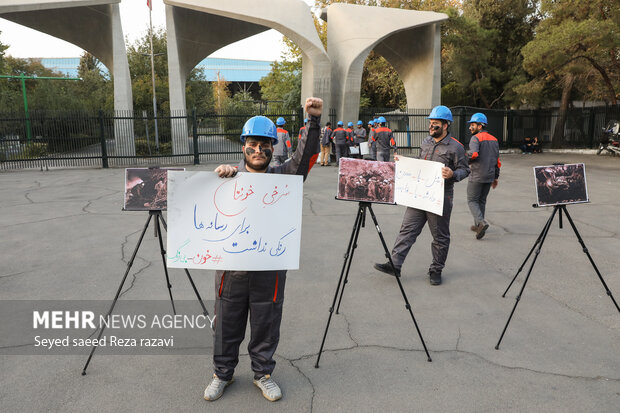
[345,122,355,157]
[298,118,308,143]
[331,121,349,165]
[352,120,367,159]
[273,117,292,166]
[373,106,470,286]
[320,122,333,166]
[466,113,501,239]
[372,116,397,161]
[368,119,377,160]
[204,98,323,402]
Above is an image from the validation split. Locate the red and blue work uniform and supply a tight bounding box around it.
[466,130,501,226]
[273,127,292,166]
[372,126,397,162]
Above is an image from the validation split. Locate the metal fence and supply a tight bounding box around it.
[360,105,620,156]
[1,105,618,170]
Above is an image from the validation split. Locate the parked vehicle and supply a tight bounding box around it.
[597,120,620,156]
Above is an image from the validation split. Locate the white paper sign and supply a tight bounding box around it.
[359,142,369,155]
[167,171,303,270]
[394,156,445,215]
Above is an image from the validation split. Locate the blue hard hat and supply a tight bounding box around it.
[467,113,487,124]
[428,105,453,122]
[347,122,354,127]
[368,120,375,125]
[378,116,387,124]
[337,121,343,126]
[240,116,278,145]
[357,120,363,125]
[304,118,308,123]
[276,117,286,126]
[373,118,379,124]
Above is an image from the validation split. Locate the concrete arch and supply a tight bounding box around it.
[325,3,447,122]
[0,0,135,156]
[164,0,330,112]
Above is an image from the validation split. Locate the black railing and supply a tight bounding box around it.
[1,105,618,169]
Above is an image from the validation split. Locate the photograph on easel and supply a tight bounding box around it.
[533,163,589,207]
[336,158,395,204]
[124,168,185,211]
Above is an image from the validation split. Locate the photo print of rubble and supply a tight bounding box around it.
[533,163,589,207]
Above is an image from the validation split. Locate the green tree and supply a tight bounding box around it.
[74,52,113,112]
[126,26,213,114]
[515,0,619,147]
[0,56,82,112]
[442,0,537,108]
[259,59,301,109]
[126,27,170,113]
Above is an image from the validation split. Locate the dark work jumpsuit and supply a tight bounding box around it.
[391,133,470,275]
[213,115,321,381]
[330,127,349,164]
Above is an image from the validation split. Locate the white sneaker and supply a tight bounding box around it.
[253,374,282,401]
[204,374,233,401]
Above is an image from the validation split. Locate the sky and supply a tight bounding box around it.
[0,0,316,61]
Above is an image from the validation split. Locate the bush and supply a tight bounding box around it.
[22,142,49,158]
[134,139,172,156]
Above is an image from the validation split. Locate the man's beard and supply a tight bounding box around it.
[430,128,443,138]
[244,147,272,171]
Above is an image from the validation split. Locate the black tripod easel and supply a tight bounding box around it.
[82,210,210,375]
[315,202,432,367]
[495,204,620,349]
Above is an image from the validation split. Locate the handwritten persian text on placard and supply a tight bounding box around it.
[167,171,303,270]
[394,156,445,215]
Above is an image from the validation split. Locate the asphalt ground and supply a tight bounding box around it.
[1,152,619,412]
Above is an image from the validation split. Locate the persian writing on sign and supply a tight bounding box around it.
[167,171,303,270]
[394,156,445,216]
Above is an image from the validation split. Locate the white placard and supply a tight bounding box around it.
[167,171,303,270]
[359,142,369,155]
[394,156,445,215]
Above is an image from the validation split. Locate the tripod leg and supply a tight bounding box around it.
[503,208,556,297]
[562,206,620,313]
[155,212,176,315]
[82,213,153,375]
[495,205,558,349]
[367,205,432,362]
[336,205,365,313]
[183,269,211,319]
[315,204,364,368]
[157,213,211,320]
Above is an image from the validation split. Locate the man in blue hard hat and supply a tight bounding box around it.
[330,121,349,165]
[466,113,501,240]
[352,120,367,159]
[371,116,397,161]
[298,118,308,147]
[345,122,355,156]
[368,119,377,160]
[273,117,292,166]
[374,105,470,286]
[204,98,323,402]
